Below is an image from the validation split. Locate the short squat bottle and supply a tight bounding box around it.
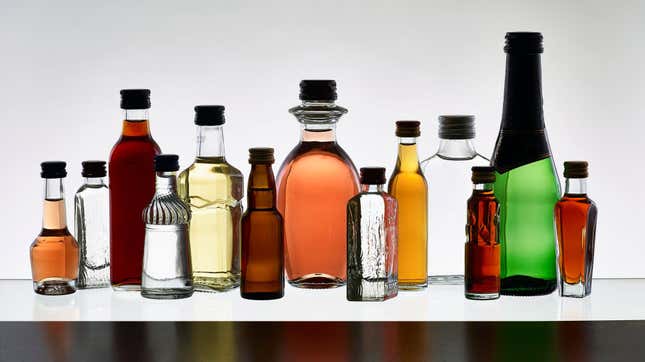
[555,161,597,298]
[30,162,79,295]
[241,148,285,300]
[142,155,193,299]
[74,161,110,289]
[347,167,398,302]
[421,115,489,284]
[465,167,500,300]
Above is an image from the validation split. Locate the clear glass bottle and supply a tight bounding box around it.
[178,105,243,292]
[555,161,597,298]
[277,80,360,289]
[347,167,398,301]
[142,155,193,299]
[30,162,79,295]
[421,115,489,284]
[388,121,427,290]
[74,161,110,289]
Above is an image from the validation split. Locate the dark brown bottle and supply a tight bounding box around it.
[241,148,284,299]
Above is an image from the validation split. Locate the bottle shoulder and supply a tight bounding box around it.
[144,194,191,225]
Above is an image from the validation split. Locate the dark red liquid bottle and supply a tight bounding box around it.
[109,89,161,290]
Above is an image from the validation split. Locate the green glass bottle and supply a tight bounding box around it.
[491,32,560,296]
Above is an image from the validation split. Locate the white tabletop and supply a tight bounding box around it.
[3,279,642,321]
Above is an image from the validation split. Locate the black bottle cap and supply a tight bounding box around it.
[81,161,106,178]
[396,121,421,137]
[438,115,475,139]
[154,154,180,172]
[563,161,589,178]
[194,105,225,126]
[299,80,337,101]
[120,89,151,109]
[504,32,544,54]
[248,147,275,164]
[471,166,496,184]
[360,167,386,185]
[41,161,67,179]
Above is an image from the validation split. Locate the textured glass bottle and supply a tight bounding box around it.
[74,161,109,289]
[277,80,360,288]
[347,167,398,301]
[30,162,79,295]
[465,167,500,300]
[388,121,427,290]
[142,155,193,299]
[492,32,560,296]
[421,115,489,284]
[241,148,284,300]
[109,89,161,291]
[178,105,243,292]
[555,161,597,298]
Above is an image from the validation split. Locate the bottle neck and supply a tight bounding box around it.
[436,139,478,159]
[42,178,67,229]
[565,178,588,195]
[290,100,346,143]
[121,109,151,137]
[155,171,178,195]
[196,125,225,158]
[397,138,420,171]
[247,164,277,209]
[84,177,106,186]
[501,53,545,130]
[473,183,494,192]
[361,184,384,193]
[301,123,337,142]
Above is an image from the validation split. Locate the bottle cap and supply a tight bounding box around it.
[299,80,337,101]
[41,161,67,179]
[154,154,180,172]
[120,89,151,109]
[248,147,275,164]
[563,161,589,178]
[360,167,386,185]
[438,115,475,139]
[471,166,496,184]
[81,160,106,178]
[194,105,225,126]
[504,32,544,54]
[396,120,421,137]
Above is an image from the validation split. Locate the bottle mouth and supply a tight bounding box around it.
[438,115,475,139]
[504,32,543,54]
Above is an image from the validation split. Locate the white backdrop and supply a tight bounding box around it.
[1,0,642,278]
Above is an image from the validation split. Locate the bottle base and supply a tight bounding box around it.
[428,274,464,285]
[193,272,240,293]
[141,288,194,299]
[241,291,284,300]
[77,281,110,289]
[501,275,556,296]
[399,280,428,291]
[288,274,345,289]
[33,279,76,296]
[111,284,141,292]
[560,281,591,298]
[465,292,500,300]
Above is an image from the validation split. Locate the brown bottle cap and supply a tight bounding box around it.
[360,167,386,185]
[248,147,275,164]
[471,166,496,184]
[395,120,421,137]
[563,161,588,178]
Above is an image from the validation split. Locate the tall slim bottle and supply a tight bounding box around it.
[388,121,427,290]
[277,80,360,288]
[491,32,560,295]
[109,89,161,291]
[178,105,243,292]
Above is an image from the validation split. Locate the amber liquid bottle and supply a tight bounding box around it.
[464,167,500,300]
[109,89,161,290]
[241,148,284,300]
[388,121,427,290]
[30,162,79,295]
[277,80,360,288]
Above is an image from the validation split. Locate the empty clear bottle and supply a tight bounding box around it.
[421,115,489,284]
[142,154,193,299]
[347,167,398,302]
[74,161,110,289]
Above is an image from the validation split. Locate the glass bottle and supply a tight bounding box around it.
[178,105,243,292]
[142,154,193,299]
[388,121,427,290]
[555,161,597,298]
[30,162,79,295]
[277,80,360,289]
[74,161,109,289]
[241,148,284,300]
[347,167,398,301]
[491,32,560,296]
[465,167,500,300]
[421,115,489,284]
[109,89,161,291]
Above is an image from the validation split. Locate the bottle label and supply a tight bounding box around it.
[491,129,551,173]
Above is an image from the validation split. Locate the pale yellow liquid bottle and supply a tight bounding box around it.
[387,121,428,290]
[178,106,243,292]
